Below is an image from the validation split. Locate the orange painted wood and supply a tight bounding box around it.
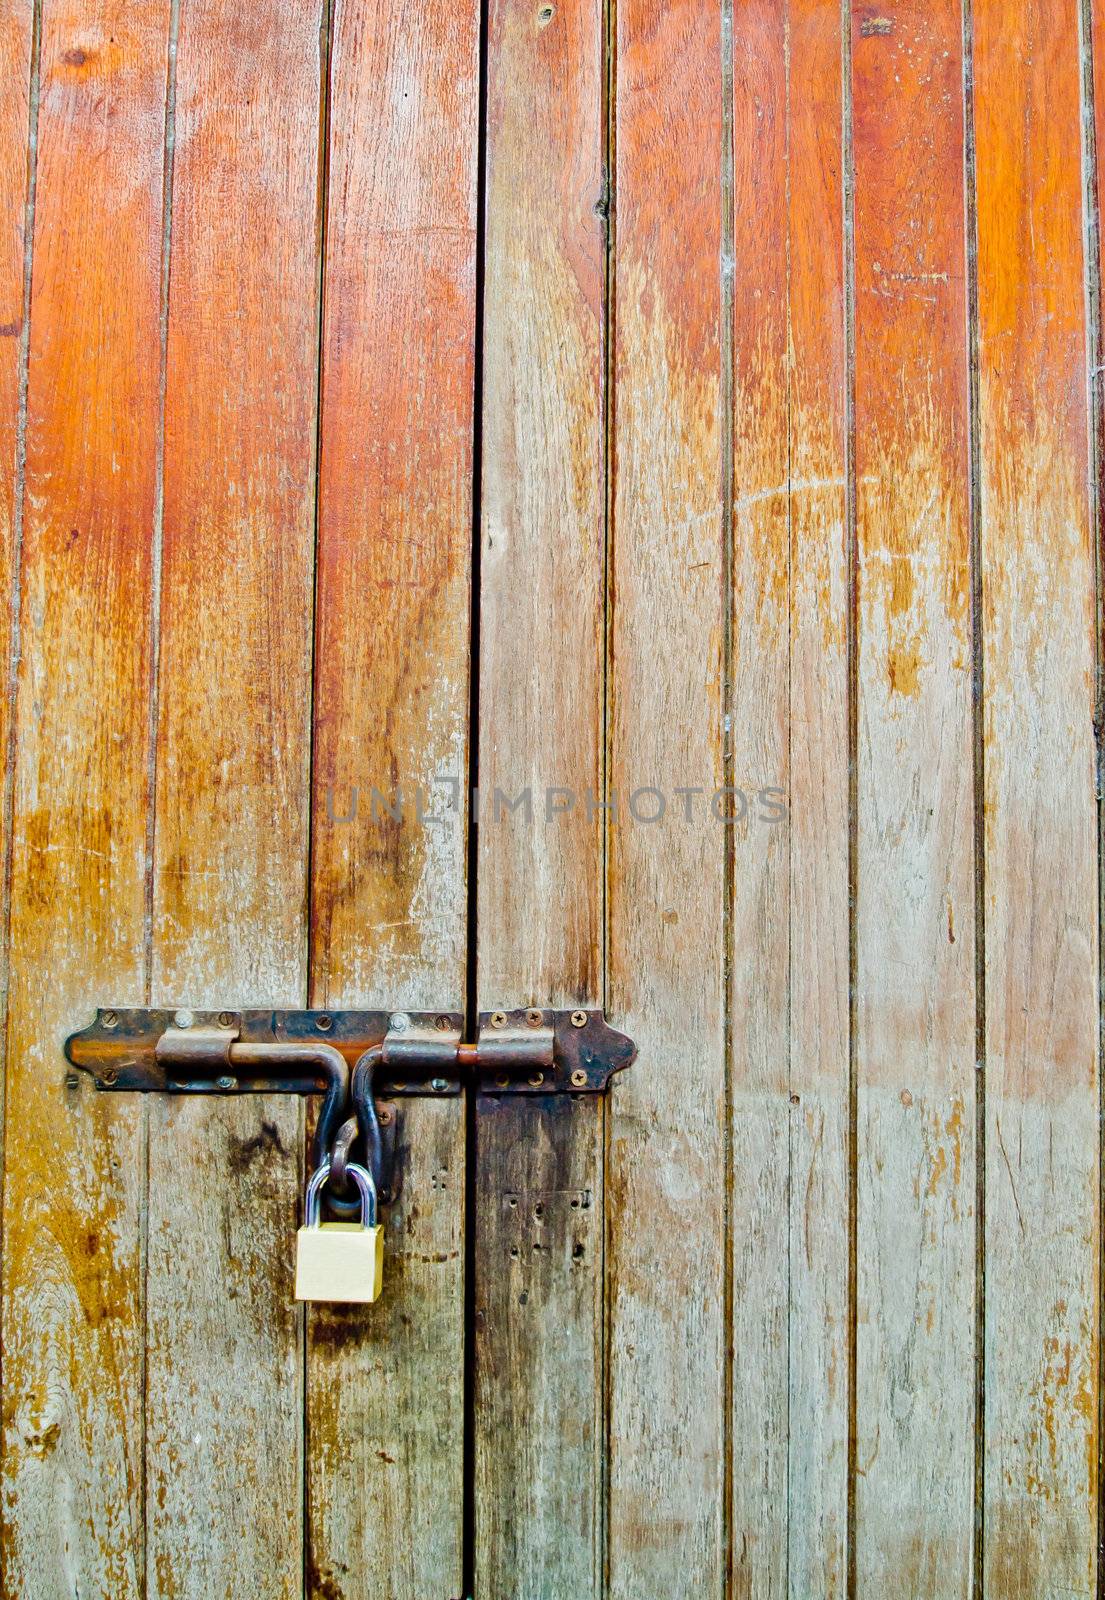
[0,0,32,1042]
[306,0,478,1590]
[473,0,605,1584]
[606,0,726,1591]
[975,0,1099,1591]
[786,2,850,1592]
[145,2,323,1594]
[851,3,977,1592]
[0,6,170,1593]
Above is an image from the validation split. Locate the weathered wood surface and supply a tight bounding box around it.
[1,5,170,1594]
[0,0,32,1105]
[606,0,726,1593]
[851,3,977,1593]
[976,0,1099,1592]
[785,3,850,1593]
[145,1,322,1594]
[473,0,605,1584]
[3,2,1105,1596]
[306,0,478,1591]
[728,8,791,1587]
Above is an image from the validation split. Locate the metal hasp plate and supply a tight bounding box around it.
[65,1006,635,1217]
[65,1006,636,1098]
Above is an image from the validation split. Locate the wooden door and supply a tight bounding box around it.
[0,1,1101,1597]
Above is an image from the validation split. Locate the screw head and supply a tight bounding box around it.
[528,1072,544,1087]
[315,1013,333,1032]
[102,1009,118,1029]
[101,1068,118,1086]
[390,1012,410,1033]
[379,1108,393,1126]
[430,1078,449,1093]
[495,1074,509,1089]
[490,1011,507,1028]
[215,1075,236,1091]
[571,1069,587,1088]
[570,1010,587,1028]
[526,1009,543,1027]
[174,1009,193,1029]
[435,1014,452,1031]
[217,1010,234,1028]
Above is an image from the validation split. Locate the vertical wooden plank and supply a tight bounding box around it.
[975,0,1099,1592]
[474,0,605,1583]
[606,0,726,1595]
[786,2,850,1593]
[851,2,977,1591]
[728,2,790,1592]
[145,1,321,1593]
[0,0,33,1058]
[0,4,169,1593]
[306,0,477,1590]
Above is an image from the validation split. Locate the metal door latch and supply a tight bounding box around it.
[65,1006,636,1219]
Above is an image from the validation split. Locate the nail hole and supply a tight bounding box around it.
[538,4,554,22]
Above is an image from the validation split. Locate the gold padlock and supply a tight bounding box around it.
[295,1159,384,1303]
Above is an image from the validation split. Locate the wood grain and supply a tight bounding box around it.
[728,3,791,1591]
[0,0,32,1104]
[786,3,849,1593]
[606,0,726,1593]
[975,0,1099,1591]
[0,5,170,1593]
[306,0,478,1593]
[145,1,322,1593]
[473,0,606,1588]
[851,3,977,1592]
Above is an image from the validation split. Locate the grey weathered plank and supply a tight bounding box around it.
[144,1,322,1592]
[474,0,606,1586]
[976,0,1100,1590]
[1,4,170,1593]
[605,0,727,1592]
[785,3,850,1593]
[305,0,478,1592]
[851,2,978,1592]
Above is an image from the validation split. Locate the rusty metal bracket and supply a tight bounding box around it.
[65,1005,635,1208]
[65,1005,636,1098]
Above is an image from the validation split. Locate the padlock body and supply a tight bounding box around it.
[295,1222,384,1303]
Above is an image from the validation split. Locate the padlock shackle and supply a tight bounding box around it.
[304,1159,378,1229]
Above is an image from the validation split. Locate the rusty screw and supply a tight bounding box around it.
[490,1011,507,1028]
[571,1069,587,1088]
[435,1014,452,1031]
[379,1108,393,1126]
[528,1072,544,1087]
[217,1011,234,1028]
[315,1013,333,1032]
[102,1010,118,1029]
[101,1068,118,1086]
[570,1010,587,1028]
[526,1008,543,1027]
